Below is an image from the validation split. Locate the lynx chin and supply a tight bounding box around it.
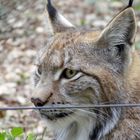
[31,0,140,140]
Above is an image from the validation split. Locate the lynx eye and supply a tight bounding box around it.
[61,68,78,79]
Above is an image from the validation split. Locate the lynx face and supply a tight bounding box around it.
[31,1,139,140]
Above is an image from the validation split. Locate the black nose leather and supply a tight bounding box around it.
[31,98,45,107]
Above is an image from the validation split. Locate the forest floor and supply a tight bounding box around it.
[0,0,140,139]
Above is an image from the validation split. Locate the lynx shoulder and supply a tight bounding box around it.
[31,0,140,140]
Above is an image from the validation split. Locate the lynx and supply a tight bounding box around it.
[31,0,140,140]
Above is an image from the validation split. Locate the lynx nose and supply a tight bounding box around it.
[31,98,46,107]
[31,92,53,107]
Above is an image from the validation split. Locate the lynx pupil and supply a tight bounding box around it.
[63,69,77,79]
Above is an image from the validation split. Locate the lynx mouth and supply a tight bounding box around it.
[40,110,74,120]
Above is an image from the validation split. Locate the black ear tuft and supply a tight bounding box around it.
[46,0,74,33]
[127,0,134,8]
[47,0,57,20]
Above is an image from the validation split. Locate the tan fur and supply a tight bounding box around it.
[31,4,140,140]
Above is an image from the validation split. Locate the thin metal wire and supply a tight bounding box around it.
[0,104,140,110]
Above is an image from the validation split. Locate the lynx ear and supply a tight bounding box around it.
[97,8,137,71]
[46,0,74,33]
[99,8,136,47]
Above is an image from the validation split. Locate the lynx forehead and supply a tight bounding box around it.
[31,0,140,140]
[37,30,100,69]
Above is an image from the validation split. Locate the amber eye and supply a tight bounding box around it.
[62,69,77,79]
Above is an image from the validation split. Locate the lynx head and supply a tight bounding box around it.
[31,0,137,139]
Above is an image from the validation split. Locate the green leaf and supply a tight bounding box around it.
[6,134,14,140]
[27,133,36,140]
[4,132,14,140]
[11,127,24,137]
[0,132,5,140]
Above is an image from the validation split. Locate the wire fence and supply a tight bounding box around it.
[1,103,140,111]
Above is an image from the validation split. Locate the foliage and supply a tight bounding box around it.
[0,127,36,140]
